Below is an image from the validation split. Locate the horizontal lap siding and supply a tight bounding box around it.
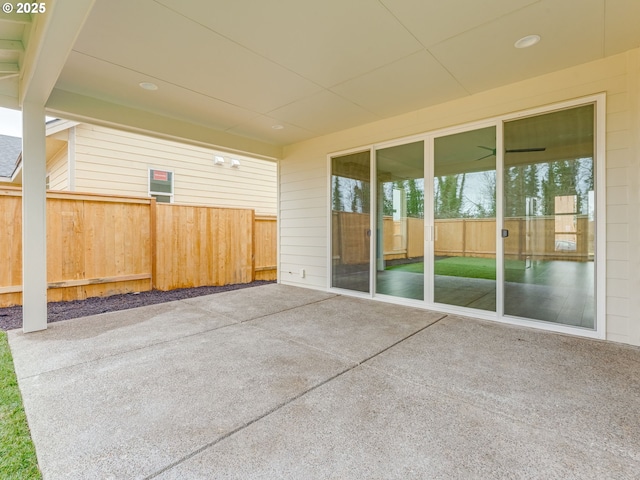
[603,52,638,345]
[74,125,277,215]
[46,148,68,191]
[279,49,640,346]
[279,156,327,288]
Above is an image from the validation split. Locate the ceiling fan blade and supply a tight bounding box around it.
[505,147,546,153]
[477,145,496,152]
[473,145,497,161]
[473,153,495,161]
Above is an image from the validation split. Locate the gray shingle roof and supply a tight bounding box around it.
[0,134,21,177]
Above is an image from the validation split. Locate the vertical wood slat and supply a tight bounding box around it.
[0,189,23,306]
[0,187,275,307]
[153,204,255,291]
[254,216,277,281]
[149,197,157,288]
[0,188,154,307]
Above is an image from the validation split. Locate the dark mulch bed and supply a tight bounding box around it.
[0,281,275,331]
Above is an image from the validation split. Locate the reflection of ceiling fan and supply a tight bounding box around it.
[474,145,546,161]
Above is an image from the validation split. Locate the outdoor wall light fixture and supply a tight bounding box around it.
[230,158,241,168]
[213,155,225,165]
[514,34,541,48]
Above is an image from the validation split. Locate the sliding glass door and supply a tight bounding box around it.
[329,99,599,333]
[331,151,371,292]
[375,141,424,300]
[503,104,595,328]
[433,126,497,311]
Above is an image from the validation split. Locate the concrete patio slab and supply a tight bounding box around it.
[7,284,640,479]
[9,300,236,379]
[366,315,640,464]
[13,322,353,479]
[155,366,627,480]
[249,295,445,362]
[181,283,337,321]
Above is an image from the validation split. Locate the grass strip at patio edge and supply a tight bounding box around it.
[0,331,41,479]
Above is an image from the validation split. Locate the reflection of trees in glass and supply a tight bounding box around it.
[504,158,593,217]
[406,179,424,218]
[381,179,424,218]
[351,180,370,214]
[434,174,466,219]
[470,171,496,218]
[331,176,370,214]
[504,164,539,217]
[331,176,343,211]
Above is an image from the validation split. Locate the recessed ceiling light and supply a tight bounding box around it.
[514,34,541,49]
[139,82,158,91]
[271,124,284,130]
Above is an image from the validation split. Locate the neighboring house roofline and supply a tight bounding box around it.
[46,118,79,136]
[11,153,22,180]
[2,119,79,183]
[0,152,22,183]
[0,134,23,182]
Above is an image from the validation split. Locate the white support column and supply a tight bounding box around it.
[22,102,47,333]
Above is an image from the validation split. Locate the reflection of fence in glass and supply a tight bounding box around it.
[331,211,593,266]
[554,195,578,252]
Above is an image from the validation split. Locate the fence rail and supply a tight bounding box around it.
[0,186,276,307]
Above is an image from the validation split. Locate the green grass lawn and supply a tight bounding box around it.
[0,331,41,479]
[387,256,504,280]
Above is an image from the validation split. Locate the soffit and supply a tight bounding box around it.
[0,0,637,155]
[0,11,29,108]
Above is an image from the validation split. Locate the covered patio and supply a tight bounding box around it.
[8,284,640,479]
[0,0,637,345]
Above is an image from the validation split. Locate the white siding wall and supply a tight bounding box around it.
[280,48,640,346]
[74,124,277,215]
[46,147,68,191]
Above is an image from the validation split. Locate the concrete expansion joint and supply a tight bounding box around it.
[238,295,340,325]
[240,321,357,366]
[143,363,355,480]
[144,312,449,479]
[355,314,448,367]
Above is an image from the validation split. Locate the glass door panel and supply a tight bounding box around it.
[331,151,371,292]
[433,127,497,311]
[503,104,595,328]
[375,141,424,300]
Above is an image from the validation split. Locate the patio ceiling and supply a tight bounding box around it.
[1,0,639,158]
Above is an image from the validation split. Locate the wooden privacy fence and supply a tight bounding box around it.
[0,186,276,307]
[332,211,593,265]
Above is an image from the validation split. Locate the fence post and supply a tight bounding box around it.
[150,197,157,289]
[251,209,256,281]
[462,219,467,256]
